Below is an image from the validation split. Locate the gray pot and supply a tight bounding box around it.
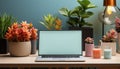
[31,40,37,54]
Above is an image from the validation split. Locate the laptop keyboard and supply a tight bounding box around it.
[41,55,80,58]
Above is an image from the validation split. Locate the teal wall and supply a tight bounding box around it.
[0,0,120,45]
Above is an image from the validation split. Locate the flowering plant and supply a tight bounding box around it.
[115,17,120,32]
[40,14,62,30]
[102,29,117,42]
[85,37,94,44]
[5,21,38,42]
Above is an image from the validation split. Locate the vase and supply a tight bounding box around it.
[31,40,37,54]
[100,40,116,56]
[8,41,31,57]
[117,33,120,53]
[0,39,8,54]
[85,43,94,57]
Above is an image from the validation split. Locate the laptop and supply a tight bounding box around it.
[35,31,85,62]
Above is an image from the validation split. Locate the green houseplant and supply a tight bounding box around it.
[0,13,15,54]
[59,0,96,27]
[0,13,14,39]
[59,0,96,51]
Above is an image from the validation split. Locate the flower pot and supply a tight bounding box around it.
[85,43,94,57]
[31,40,37,54]
[8,41,31,57]
[117,33,120,53]
[0,39,8,54]
[100,40,116,56]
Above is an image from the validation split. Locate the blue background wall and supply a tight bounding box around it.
[0,0,120,45]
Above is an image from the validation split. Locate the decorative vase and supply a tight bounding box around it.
[31,40,37,54]
[100,40,116,56]
[85,43,94,57]
[8,41,31,57]
[117,33,120,53]
[0,39,8,54]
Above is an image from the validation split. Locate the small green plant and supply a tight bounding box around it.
[59,0,96,27]
[40,14,62,30]
[0,13,15,39]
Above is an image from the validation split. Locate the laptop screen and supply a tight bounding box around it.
[39,31,82,56]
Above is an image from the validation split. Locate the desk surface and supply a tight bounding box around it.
[0,52,120,68]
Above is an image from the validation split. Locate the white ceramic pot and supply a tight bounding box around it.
[100,40,116,56]
[8,41,31,57]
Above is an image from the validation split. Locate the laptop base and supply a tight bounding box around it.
[35,56,85,62]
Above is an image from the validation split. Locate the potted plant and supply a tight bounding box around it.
[40,14,62,30]
[59,0,96,50]
[29,23,38,54]
[5,21,37,56]
[85,37,94,57]
[100,29,117,56]
[0,13,15,54]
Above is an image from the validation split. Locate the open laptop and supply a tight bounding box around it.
[35,31,85,62]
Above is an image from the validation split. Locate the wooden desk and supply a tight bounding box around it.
[0,52,120,69]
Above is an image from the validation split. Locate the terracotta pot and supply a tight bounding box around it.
[85,43,94,57]
[8,41,31,57]
[100,40,116,56]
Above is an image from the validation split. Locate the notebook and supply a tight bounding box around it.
[35,31,85,62]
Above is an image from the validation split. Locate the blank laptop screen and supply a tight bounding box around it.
[39,31,82,55]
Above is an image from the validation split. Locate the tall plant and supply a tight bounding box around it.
[0,13,15,39]
[59,0,96,27]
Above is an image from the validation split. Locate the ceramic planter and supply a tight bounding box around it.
[117,33,120,53]
[100,40,116,56]
[31,40,37,54]
[8,41,31,57]
[85,43,94,57]
[0,39,8,54]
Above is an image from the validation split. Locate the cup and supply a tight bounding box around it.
[93,46,101,59]
[104,46,112,59]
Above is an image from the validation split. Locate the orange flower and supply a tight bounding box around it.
[30,27,38,40]
[55,19,62,30]
[5,21,37,42]
[55,19,62,26]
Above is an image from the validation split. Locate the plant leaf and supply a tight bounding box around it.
[81,11,93,18]
[59,8,69,17]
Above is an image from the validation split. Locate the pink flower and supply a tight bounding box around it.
[85,37,94,44]
[102,29,117,42]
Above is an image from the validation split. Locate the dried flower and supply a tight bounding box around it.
[102,29,117,42]
[85,37,94,44]
[5,21,38,42]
